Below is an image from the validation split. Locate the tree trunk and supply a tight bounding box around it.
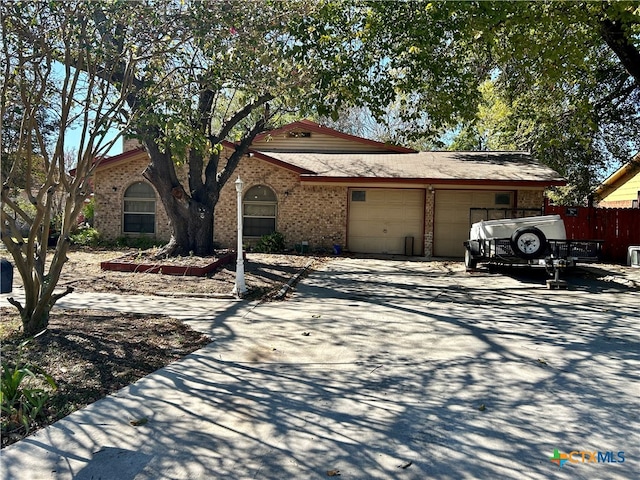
[7,263,74,337]
[137,104,270,258]
[4,194,77,337]
[21,308,51,337]
[141,142,219,257]
[158,199,217,257]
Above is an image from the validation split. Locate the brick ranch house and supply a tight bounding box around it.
[92,120,565,258]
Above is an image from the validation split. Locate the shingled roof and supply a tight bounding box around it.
[255,150,565,185]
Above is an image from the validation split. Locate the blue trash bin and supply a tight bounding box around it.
[1,258,13,293]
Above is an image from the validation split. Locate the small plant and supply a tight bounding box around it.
[81,197,95,226]
[69,226,101,246]
[1,341,57,441]
[253,231,285,253]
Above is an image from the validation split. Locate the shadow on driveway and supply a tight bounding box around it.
[1,257,638,479]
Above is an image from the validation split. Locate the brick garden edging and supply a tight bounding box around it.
[100,252,237,277]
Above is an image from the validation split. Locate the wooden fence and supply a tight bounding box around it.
[544,202,640,263]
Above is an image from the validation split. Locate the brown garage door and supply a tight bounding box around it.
[348,188,424,254]
[434,190,513,257]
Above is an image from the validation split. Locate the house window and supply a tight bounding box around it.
[243,185,277,237]
[351,190,366,202]
[495,192,513,206]
[123,182,156,234]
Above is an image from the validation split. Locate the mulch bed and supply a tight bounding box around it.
[0,308,210,448]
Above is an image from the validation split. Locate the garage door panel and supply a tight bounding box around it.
[383,206,413,218]
[349,235,406,254]
[349,220,373,235]
[348,188,424,255]
[435,209,465,221]
[434,190,513,257]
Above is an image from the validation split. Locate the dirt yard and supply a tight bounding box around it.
[53,247,320,299]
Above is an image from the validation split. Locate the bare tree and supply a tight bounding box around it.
[0,3,142,335]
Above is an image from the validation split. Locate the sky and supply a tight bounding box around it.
[66,127,122,159]
[51,61,124,163]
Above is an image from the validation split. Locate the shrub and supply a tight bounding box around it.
[253,231,285,253]
[81,197,95,226]
[69,226,101,246]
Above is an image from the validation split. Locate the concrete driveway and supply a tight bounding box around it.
[1,258,638,479]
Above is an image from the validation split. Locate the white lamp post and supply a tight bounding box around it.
[232,176,247,297]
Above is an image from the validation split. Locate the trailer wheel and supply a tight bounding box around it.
[510,227,547,259]
[464,249,478,271]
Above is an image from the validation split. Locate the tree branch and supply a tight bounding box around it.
[595,77,637,110]
[214,116,268,191]
[600,18,640,89]
[49,286,74,306]
[6,297,25,317]
[214,93,274,143]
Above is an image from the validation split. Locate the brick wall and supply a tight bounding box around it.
[95,149,347,250]
[425,189,436,257]
[93,153,187,241]
[93,154,166,241]
[517,190,545,210]
[215,156,347,251]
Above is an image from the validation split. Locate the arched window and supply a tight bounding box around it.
[123,182,156,234]
[243,185,277,237]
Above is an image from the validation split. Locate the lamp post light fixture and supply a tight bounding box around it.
[232,176,247,297]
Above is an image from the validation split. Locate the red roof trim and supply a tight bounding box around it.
[253,119,416,153]
[248,150,315,174]
[220,140,237,149]
[298,176,566,187]
[86,147,147,172]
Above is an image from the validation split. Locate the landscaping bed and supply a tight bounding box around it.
[51,247,319,299]
[0,308,211,448]
[99,249,237,276]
